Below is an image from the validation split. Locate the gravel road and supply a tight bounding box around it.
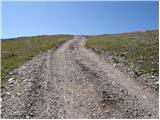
[1,36,159,119]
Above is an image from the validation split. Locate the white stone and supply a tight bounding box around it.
[8,78,13,82]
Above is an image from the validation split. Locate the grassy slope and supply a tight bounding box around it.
[86,30,159,77]
[1,35,72,83]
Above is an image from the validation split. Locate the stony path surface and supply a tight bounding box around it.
[1,37,159,119]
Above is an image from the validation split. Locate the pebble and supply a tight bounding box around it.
[22,66,26,69]
[104,109,109,113]
[17,93,21,96]
[6,92,10,95]
[1,37,158,119]
[8,78,14,82]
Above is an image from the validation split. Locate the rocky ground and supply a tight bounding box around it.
[1,36,159,119]
[88,47,159,91]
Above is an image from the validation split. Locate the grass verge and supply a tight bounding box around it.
[86,30,158,88]
[1,35,72,83]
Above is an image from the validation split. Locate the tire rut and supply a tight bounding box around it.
[70,37,159,119]
[1,36,159,119]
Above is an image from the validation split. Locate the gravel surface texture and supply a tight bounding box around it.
[1,36,159,119]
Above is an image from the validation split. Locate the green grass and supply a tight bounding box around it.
[86,30,159,77]
[1,35,72,83]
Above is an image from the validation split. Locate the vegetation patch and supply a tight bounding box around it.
[1,35,72,83]
[86,30,159,88]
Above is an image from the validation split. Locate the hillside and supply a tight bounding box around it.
[86,30,159,89]
[1,36,158,119]
[1,35,72,84]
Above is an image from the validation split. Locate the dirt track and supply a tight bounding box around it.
[1,36,159,119]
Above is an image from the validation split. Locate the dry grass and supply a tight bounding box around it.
[1,35,72,83]
[86,30,159,77]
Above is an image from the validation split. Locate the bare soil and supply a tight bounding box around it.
[1,37,159,119]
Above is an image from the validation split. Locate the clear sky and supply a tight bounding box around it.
[2,1,159,38]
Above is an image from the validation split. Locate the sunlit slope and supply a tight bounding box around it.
[2,35,72,82]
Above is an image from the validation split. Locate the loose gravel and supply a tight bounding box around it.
[1,37,159,119]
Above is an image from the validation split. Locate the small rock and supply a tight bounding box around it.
[142,95,146,99]
[22,66,26,69]
[9,72,13,75]
[27,103,31,108]
[104,109,109,113]
[17,93,21,96]
[6,92,10,95]
[101,103,105,107]
[83,82,86,85]
[8,78,14,82]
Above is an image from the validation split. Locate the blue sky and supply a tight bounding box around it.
[2,1,159,38]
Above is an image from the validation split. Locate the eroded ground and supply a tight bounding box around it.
[1,37,159,119]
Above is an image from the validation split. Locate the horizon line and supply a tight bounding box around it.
[1,29,158,40]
